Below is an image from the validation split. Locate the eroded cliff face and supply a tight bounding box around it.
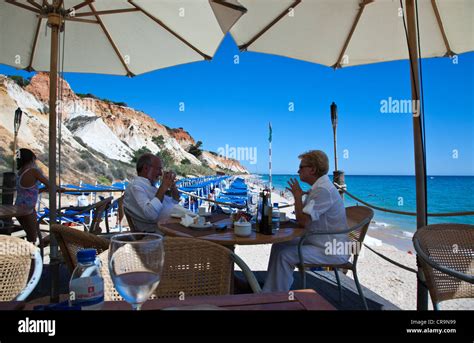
[0,73,248,183]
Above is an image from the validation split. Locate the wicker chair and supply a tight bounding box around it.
[99,236,261,301]
[297,206,374,310]
[413,224,474,310]
[0,235,43,301]
[123,206,158,233]
[51,224,109,273]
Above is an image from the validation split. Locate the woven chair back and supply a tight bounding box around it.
[0,235,38,301]
[414,224,474,303]
[51,224,109,272]
[99,236,234,301]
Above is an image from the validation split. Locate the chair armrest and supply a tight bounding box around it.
[231,252,262,293]
[15,248,43,301]
[297,216,371,268]
[413,238,474,284]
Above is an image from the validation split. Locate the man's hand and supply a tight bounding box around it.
[169,177,180,201]
[161,171,175,190]
[156,171,176,202]
[286,178,304,199]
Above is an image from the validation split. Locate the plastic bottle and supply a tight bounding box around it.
[255,191,263,233]
[260,190,268,233]
[261,188,273,235]
[69,248,104,310]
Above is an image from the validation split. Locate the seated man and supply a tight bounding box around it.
[124,153,179,233]
[263,150,350,292]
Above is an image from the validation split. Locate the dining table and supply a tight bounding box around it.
[0,204,33,219]
[16,289,335,311]
[158,213,305,247]
[0,204,35,237]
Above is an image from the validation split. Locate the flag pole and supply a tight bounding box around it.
[268,122,272,192]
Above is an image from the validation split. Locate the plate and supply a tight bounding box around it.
[189,223,213,230]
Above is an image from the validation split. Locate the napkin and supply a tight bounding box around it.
[180,214,195,227]
[173,205,196,217]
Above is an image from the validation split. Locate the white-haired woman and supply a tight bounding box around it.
[263,150,350,292]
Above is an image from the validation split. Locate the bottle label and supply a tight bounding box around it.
[70,276,104,308]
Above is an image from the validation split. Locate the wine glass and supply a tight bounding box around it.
[108,233,164,310]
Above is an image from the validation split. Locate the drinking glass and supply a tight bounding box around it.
[108,233,164,310]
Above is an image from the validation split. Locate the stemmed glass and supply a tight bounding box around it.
[108,233,164,310]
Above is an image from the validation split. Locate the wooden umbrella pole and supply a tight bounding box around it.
[406,0,428,311]
[47,9,60,304]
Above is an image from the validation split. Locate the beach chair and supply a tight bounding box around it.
[99,236,262,300]
[110,195,125,232]
[0,235,42,301]
[413,224,474,310]
[297,206,374,310]
[38,196,113,236]
[51,224,109,273]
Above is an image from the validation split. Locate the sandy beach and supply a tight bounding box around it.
[240,177,474,310]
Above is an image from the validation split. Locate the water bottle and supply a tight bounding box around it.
[69,249,104,310]
[256,191,264,233]
[272,203,280,231]
[261,189,273,235]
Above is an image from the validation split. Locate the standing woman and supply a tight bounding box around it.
[15,148,51,243]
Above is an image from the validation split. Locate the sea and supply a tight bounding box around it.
[258,174,474,249]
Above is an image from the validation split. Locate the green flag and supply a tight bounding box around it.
[268,122,272,143]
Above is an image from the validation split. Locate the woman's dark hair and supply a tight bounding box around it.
[16,148,36,170]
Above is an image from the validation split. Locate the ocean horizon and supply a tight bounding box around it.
[255,174,474,237]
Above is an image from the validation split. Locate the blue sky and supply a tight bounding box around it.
[1,34,473,175]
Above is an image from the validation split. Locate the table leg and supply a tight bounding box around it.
[228,245,235,294]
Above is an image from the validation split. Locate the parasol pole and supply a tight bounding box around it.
[406,0,428,310]
[47,2,62,303]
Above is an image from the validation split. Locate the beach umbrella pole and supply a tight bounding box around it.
[406,0,429,310]
[47,9,61,303]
